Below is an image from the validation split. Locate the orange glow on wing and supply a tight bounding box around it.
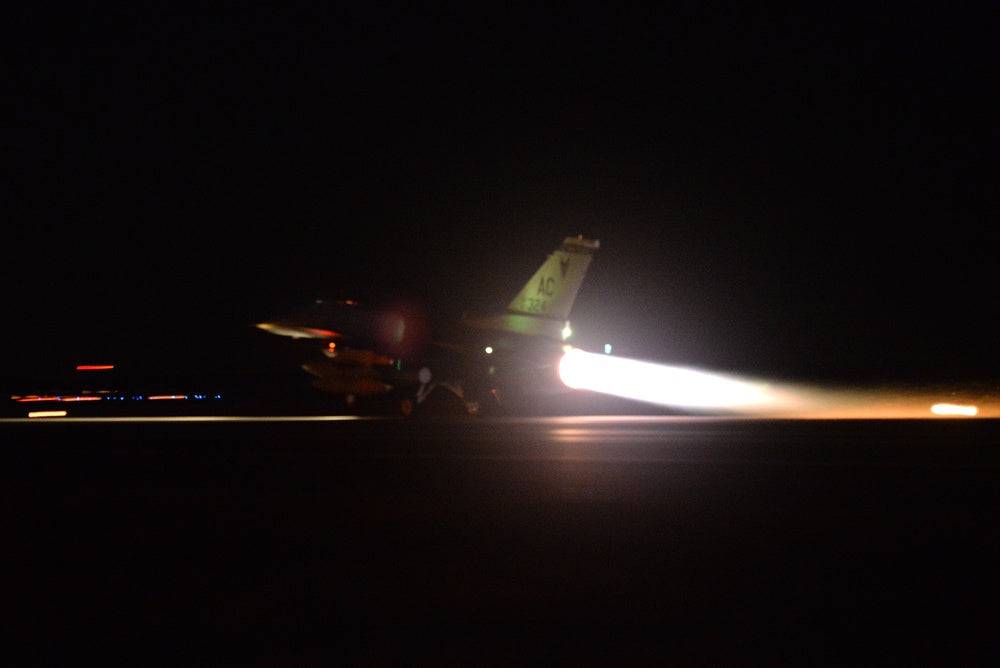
[255,322,344,339]
[306,328,342,338]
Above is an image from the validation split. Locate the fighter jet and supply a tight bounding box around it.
[256,236,599,415]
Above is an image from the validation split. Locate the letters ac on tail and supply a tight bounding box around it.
[459,235,599,340]
[507,236,597,320]
[255,236,599,415]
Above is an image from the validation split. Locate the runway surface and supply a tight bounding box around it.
[4,414,1000,664]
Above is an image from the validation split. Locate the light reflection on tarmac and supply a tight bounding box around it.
[4,403,1000,664]
[0,414,375,423]
[6,389,1000,422]
[3,380,1000,422]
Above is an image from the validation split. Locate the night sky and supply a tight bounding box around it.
[5,5,998,386]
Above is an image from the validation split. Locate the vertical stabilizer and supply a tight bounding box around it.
[506,236,600,320]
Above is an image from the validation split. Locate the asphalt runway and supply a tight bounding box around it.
[4,415,1000,664]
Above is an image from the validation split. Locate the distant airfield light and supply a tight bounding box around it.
[604,343,613,355]
[561,322,573,340]
[28,410,67,418]
[147,395,188,401]
[558,348,779,410]
[485,346,494,354]
[77,364,114,371]
[930,403,978,417]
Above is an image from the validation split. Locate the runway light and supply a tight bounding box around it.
[931,403,978,417]
[28,410,67,418]
[485,346,494,354]
[561,323,573,340]
[604,343,612,355]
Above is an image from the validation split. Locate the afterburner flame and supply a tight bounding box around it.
[558,348,998,418]
[558,348,789,411]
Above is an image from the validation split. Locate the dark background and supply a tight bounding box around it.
[5,5,998,387]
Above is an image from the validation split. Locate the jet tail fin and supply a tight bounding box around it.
[459,236,599,340]
[506,236,600,320]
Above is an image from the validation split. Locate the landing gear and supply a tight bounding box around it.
[398,366,480,417]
